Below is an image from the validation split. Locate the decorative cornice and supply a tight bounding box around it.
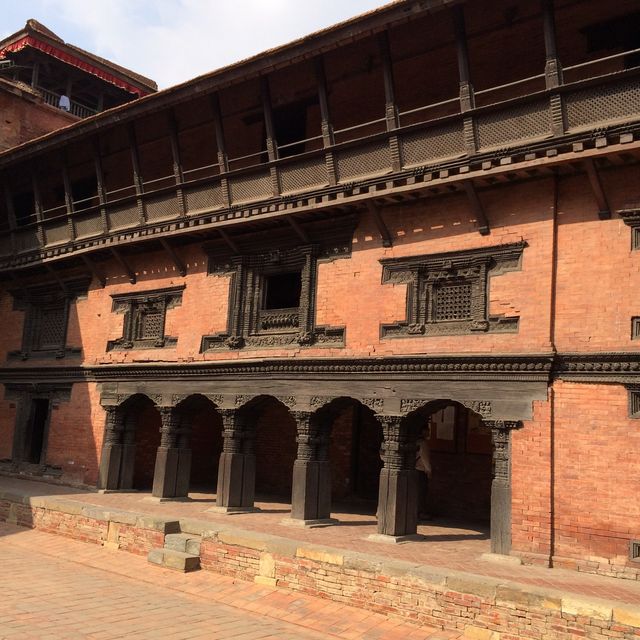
[1,352,640,384]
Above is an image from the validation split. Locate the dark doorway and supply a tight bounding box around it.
[24,399,50,464]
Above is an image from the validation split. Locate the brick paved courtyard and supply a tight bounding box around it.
[0,522,456,640]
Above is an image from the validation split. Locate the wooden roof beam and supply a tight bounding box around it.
[287,217,310,243]
[81,254,105,288]
[111,247,136,284]
[367,201,393,248]
[463,180,490,236]
[159,238,186,276]
[584,159,611,220]
[218,229,239,254]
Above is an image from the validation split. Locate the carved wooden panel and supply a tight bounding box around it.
[476,100,550,150]
[108,285,185,351]
[184,184,223,212]
[566,78,640,131]
[337,141,391,181]
[145,194,181,221]
[74,212,103,239]
[280,158,328,194]
[380,242,525,338]
[401,124,465,167]
[230,171,272,204]
[43,221,70,246]
[202,245,345,351]
[108,204,139,230]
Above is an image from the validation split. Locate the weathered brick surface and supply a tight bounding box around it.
[0,83,77,152]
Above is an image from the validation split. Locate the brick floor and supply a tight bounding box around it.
[2,476,640,607]
[0,522,457,640]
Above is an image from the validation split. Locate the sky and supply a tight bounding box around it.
[1,0,389,89]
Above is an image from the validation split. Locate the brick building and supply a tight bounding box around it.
[0,0,638,580]
[0,19,156,151]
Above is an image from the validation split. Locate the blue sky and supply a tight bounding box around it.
[1,1,388,89]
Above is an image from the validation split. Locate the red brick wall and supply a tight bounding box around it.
[188,404,223,489]
[254,401,297,497]
[0,86,77,152]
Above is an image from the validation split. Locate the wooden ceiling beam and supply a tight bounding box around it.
[463,180,490,236]
[111,247,136,284]
[81,254,105,288]
[367,201,393,248]
[159,238,186,276]
[584,159,611,220]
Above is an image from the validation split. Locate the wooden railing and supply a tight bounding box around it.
[37,86,97,119]
[2,61,640,263]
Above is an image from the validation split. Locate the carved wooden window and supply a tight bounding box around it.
[202,245,345,351]
[9,279,88,360]
[107,285,184,351]
[632,317,640,340]
[380,242,526,338]
[630,389,640,419]
[619,208,640,250]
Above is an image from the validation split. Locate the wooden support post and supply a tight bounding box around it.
[31,62,39,89]
[168,110,186,215]
[542,0,565,135]
[376,416,419,539]
[159,238,187,276]
[260,76,281,197]
[31,171,45,246]
[127,123,146,224]
[216,409,257,512]
[463,180,490,235]
[315,56,338,186]
[379,31,402,171]
[291,411,335,525]
[453,5,477,154]
[61,153,76,242]
[2,176,18,254]
[92,138,109,233]
[211,93,231,207]
[81,254,106,288]
[584,160,611,220]
[111,247,136,284]
[367,201,393,248]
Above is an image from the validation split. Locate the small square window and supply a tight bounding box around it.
[630,540,640,562]
[632,317,640,340]
[630,390,640,419]
[263,272,302,310]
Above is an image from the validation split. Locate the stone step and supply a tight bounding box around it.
[164,532,201,555]
[147,548,200,572]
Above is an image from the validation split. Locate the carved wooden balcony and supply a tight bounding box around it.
[2,60,640,270]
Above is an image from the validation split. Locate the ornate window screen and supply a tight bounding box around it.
[380,242,526,338]
[107,285,185,351]
[9,278,89,360]
[202,244,346,351]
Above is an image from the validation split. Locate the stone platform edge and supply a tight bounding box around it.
[0,488,639,639]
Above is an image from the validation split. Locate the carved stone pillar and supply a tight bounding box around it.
[485,420,520,555]
[98,406,124,490]
[376,416,420,538]
[290,411,334,524]
[152,406,189,499]
[215,409,256,511]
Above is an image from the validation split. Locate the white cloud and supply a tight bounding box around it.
[36,0,387,89]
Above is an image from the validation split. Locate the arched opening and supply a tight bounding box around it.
[320,398,383,516]
[174,394,223,492]
[117,394,161,491]
[407,400,492,525]
[243,396,297,501]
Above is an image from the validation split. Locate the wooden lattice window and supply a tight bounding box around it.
[107,286,184,351]
[380,242,526,338]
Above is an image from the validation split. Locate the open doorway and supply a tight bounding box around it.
[23,398,51,465]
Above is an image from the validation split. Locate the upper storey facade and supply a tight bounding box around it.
[0,0,638,365]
